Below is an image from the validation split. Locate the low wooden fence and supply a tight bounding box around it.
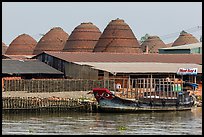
[2,79,114,93]
[113,78,182,99]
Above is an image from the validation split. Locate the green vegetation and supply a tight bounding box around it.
[117,126,127,131]
[197,95,202,102]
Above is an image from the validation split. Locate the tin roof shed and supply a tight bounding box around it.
[2,59,63,75]
[159,42,202,54]
[73,62,202,74]
[34,51,202,65]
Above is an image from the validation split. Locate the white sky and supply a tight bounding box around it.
[2,2,202,46]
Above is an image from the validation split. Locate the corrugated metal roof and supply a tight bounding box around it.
[159,42,202,50]
[73,62,202,74]
[3,55,35,60]
[36,51,202,65]
[2,59,63,75]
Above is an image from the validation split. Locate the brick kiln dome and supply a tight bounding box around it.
[63,22,101,52]
[2,42,8,54]
[33,27,69,55]
[141,36,167,53]
[93,18,142,53]
[172,31,199,47]
[5,34,37,55]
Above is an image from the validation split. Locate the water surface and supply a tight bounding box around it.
[2,107,202,135]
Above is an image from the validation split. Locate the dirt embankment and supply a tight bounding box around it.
[2,91,95,100]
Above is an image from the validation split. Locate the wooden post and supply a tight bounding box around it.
[75,79,77,91]
[170,81,172,99]
[167,79,169,99]
[194,75,196,84]
[131,79,134,98]
[126,78,129,98]
[16,80,19,91]
[159,79,161,99]
[122,79,125,96]
[150,75,152,99]
[153,78,156,99]
[139,79,141,100]
[143,78,145,98]
[163,79,165,98]
[181,75,183,92]
[104,79,106,88]
[147,78,149,97]
[14,80,16,91]
[135,79,137,100]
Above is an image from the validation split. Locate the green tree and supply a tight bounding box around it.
[140,33,150,44]
[180,30,187,34]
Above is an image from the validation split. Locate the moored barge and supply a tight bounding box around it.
[92,78,196,112]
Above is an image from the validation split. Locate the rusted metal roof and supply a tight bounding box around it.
[5,34,37,55]
[2,42,8,54]
[74,62,202,74]
[33,27,69,55]
[93,18,142,53]
[172,32,199,47]
[63,22,101,52]
[141,36,167,53]
[34,51,202,65]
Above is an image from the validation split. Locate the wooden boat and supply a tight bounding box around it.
[92,88,195,112]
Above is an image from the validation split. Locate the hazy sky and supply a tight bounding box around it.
[2,2,202,46]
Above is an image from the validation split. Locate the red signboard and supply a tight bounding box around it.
[177,68,198,75]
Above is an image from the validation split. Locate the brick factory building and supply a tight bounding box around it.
[141,36,167,53]
[172,31,199,47]
[93,18,142,53]
[5,34,37,55]
[63,22,101,52]
[33,27,69,55]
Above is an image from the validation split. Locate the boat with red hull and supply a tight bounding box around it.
[92,88,194,112]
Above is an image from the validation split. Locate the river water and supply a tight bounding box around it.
[2,107,202,135]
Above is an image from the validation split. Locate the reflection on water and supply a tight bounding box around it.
[2,107,202,135]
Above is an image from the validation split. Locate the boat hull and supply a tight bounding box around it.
[93,88,193,113]
[98,106,192,113]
